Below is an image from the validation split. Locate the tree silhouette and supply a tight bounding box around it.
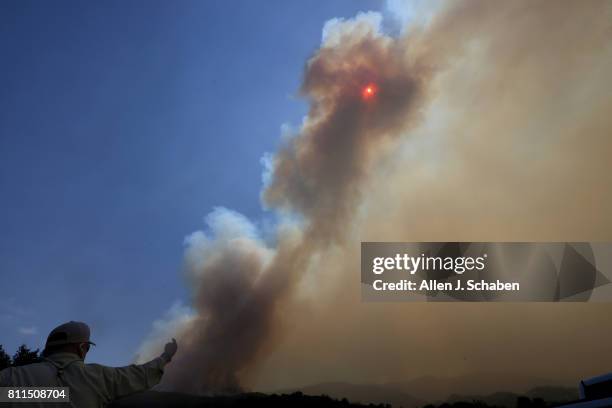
[12,344,40,366]
[0,345,11,370]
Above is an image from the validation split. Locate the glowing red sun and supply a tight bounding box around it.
[361,83,378,100]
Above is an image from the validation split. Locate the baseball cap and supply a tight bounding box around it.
[45,321,97,347]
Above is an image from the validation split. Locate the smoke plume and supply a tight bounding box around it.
[138,0,612,394]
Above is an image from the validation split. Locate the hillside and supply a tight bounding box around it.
[284,382,424,408]
[108,391,392,408]
[277,375,578,408]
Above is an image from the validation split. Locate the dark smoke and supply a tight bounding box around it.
[265,24,430,241]
[140,12,434,393]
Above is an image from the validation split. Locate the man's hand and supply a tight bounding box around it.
[161,338,178,362]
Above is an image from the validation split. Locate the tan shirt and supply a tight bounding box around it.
[0,352,168,408]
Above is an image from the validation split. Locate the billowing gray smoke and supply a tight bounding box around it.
[137,0,612,395]
[137,11,433,393]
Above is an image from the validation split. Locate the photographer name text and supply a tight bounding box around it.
[372,279,520,292]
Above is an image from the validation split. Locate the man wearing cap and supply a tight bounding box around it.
[0,321,178,407]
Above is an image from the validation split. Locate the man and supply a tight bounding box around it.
[0,321,177,407]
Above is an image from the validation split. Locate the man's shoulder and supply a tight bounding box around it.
[0,363,55,386]
[83,362,107,372]
[0,366,12,378]
[0,366,10,386]
[4,362,49,372]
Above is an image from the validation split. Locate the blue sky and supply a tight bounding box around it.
[0,0,383,365]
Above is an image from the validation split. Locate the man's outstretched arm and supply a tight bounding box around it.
[97,338,178,402]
